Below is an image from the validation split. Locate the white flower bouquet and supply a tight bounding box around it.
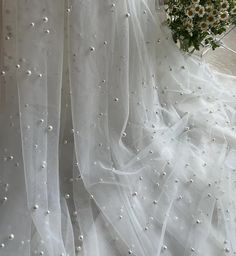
[165,0,236,52]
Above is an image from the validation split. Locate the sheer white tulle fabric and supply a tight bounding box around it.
[0,0,236,256]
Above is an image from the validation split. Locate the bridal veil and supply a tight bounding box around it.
[1,0,236,255]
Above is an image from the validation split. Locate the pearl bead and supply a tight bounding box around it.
[79,235,83,241]
[16,64,21,69]
[76,246,82,252]
[47,125,53,131]
[30,22,35,27]
[33,204,39,210]
[43,17,48,23]
[162,245,167,250]
[65,194,70,199]
[0,243,5,248]
[2,196,8,203]
[44,29,50,34]
[26,70,32,76]
[89,46,95,52]
[41,162,46,169]
[126,12,131,17]
[1,70,6,76]
[9,234,14,240]
[8,155,14,160]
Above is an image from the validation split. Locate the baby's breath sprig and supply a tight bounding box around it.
[165,0,236,52]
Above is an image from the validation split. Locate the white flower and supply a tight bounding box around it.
[205,5,213,13]
[184,19,194,32]
[186,7,195,18]
[219,11,229,21]
[211,9,219,16]
[220,1,230,10]
[198,6,205,17]
[194,5,205,17]
[206,15,215,24]
[212,19,220,28]
[231,7,236,15]
[199,21,209,31]
[194,5,201,13]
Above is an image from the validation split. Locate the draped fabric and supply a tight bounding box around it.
[0,0,236,256]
